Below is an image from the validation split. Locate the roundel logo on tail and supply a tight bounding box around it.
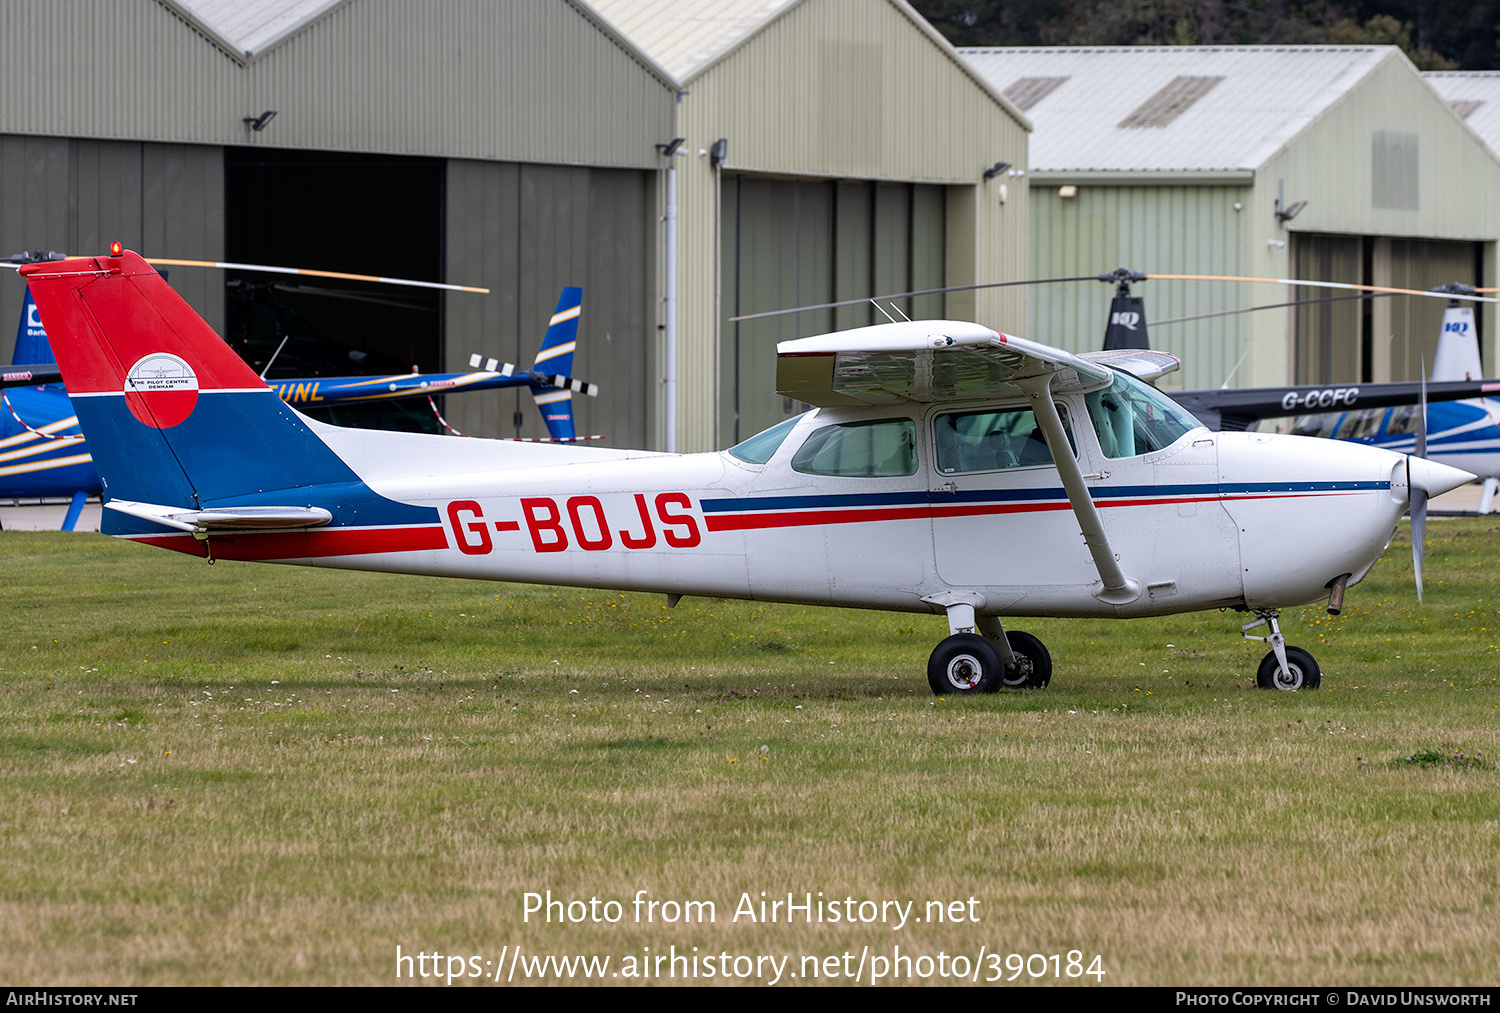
[124,353,199,428]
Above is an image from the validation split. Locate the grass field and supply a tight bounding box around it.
[1,521,1497,986]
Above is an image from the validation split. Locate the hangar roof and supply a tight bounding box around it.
[1424,72,1500,159]
[961,45,1393,173]
[585,0,800,83]
[166,0,349,59]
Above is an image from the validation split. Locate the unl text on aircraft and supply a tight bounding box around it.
[20,250,1474,693]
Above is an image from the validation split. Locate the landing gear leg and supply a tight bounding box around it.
[977,616,1052,689]
[1242,609,1321,690]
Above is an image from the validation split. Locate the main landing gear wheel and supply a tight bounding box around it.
[1256,646,1321,690]
[927,634,1002,695]
[997,631,1052,689]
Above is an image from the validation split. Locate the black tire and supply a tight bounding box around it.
[927,634,1003,695]
[997,630,1052,689]
[1256,646,1320,690]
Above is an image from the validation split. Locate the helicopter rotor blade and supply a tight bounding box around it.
[147,258,489,294]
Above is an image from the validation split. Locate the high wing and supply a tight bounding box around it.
[1173,379,1500,432]
[776,320,1180,405]
[777,320,1185,606]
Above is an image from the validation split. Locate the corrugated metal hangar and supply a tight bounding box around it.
[1,0,675,445]
[962,46,1500,390]
[0,0,1030,452]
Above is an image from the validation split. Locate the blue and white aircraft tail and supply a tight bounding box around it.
[531,287,582,441]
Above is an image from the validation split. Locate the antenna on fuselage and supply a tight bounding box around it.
[259,335,292,380]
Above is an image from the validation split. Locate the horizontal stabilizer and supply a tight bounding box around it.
[106,499,333,533]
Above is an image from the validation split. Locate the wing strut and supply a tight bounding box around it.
[1017,373,1142,605]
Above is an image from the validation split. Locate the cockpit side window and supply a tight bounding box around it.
[791,418,917,477]
[1084,372,1202,458]
[933,407,1076,473]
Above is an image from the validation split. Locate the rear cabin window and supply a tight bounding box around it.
[933,407,1075,473]
[791,418,917,477]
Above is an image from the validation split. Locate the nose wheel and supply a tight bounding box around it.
[1255,646,1320,690]
[1243,610,1321,690]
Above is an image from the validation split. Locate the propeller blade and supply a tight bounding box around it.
[1410,479,1427,604]
[1412,366,1428,602]
[1417,368,1428,460]
[148,258,490,294]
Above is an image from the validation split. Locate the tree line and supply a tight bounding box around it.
[913,0,1498,70]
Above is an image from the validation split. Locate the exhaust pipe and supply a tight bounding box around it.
[1325,573,1349,616]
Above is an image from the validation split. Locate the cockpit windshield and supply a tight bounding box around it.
[1084,372,1203,459]
[727,413,806,464]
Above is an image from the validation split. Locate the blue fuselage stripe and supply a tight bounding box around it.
[700,480,1389,515]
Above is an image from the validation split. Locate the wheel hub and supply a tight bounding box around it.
[946,655,982,690]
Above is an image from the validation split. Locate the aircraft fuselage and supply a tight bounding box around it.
[118,397,1412,621]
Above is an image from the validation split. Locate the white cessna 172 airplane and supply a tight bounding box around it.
[21,250,1474,694]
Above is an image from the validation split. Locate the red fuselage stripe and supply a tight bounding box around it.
[125,524,449,560]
